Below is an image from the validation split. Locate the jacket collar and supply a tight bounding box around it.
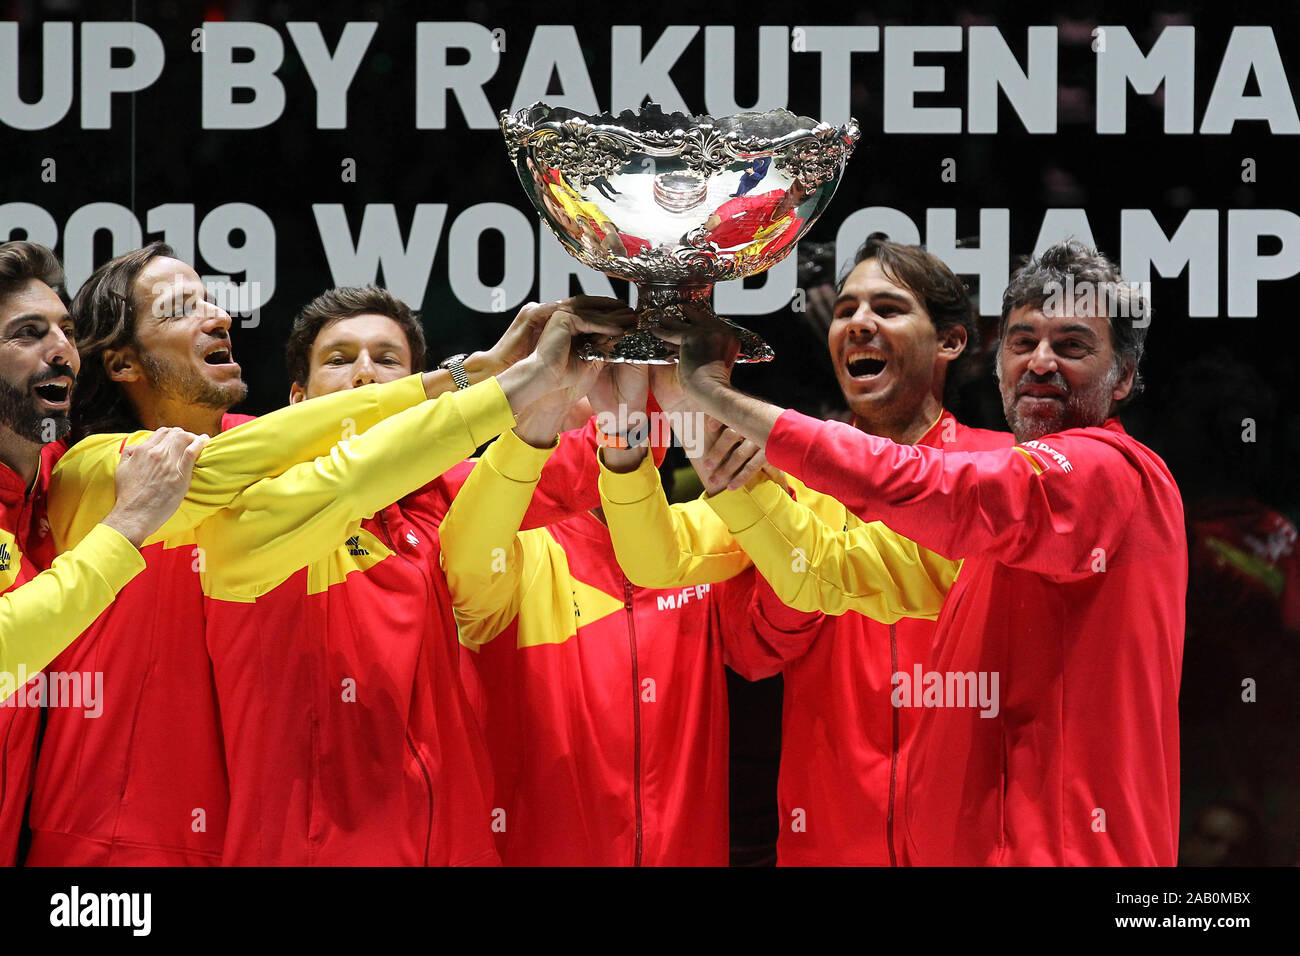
[917,409,955,448]
[851,408,955,449]
[0,457,29,504]
[0,440,61,507]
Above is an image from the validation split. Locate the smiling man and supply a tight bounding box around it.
[437,358,823,867]
[194,285,633,865]
[0,241,209,865]
[27,243,588,866]
[599,234,1010,865]
[668,240,1186,865]
[828,234,987,443]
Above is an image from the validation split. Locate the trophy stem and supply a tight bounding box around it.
[578,283,775,365]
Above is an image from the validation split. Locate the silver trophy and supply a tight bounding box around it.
[501,102,861,363]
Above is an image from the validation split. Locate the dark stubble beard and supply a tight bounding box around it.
[0,371,72,444]
[999,365,1119,443]
[139,350,248,410]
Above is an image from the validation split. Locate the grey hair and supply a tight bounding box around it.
[1000,239,1149,405]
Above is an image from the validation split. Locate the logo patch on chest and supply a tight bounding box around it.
[0,534,19,591]
[304,529,393,595]
[655,583,711,610]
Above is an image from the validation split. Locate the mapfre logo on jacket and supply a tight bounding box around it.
[655,583,712,610]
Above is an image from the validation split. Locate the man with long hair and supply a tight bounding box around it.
[30,241,613,864]
[0,241,205,864]
[664,240,1185,865]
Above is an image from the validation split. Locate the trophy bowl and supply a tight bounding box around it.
[501,102,861,363]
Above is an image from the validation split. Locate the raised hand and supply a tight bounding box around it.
[651,306,740,400]
[103,427,209,548]
[533,308,605,400]
[648,305,782,448]
[478,296,629,374]
[687,419,769,495]
[496,305,633,414]
[477,301,560,377]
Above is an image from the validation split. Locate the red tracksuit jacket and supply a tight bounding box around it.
[30,373,441,864]
[462,517,817,866]
[769,413,1190,868]
[766,412,1186,865]
[736,412,1011,866]
[0,444,62,864]
[27,414,252,866]
[442,429,822,866]
[205,497,497,866]
[202,418,616,866]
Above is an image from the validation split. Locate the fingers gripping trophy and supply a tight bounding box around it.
[501,102,861,364]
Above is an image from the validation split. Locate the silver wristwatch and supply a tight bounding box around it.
[439,353,471,390]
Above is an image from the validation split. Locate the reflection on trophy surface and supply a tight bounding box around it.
[502,102,862,363]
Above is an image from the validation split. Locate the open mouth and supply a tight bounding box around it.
[33,381,70,404]
[203,347,233,366]
[845,349,887,378]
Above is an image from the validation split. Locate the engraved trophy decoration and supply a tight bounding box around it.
[501,102,861,363]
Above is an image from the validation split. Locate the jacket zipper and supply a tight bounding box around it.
[886,623,899,867]
[407,733,435,865]
[378,510,435,863]
[622,578,644,867]
[3,489,33,820]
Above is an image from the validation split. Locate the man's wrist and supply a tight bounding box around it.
[515,398,568,448]
[514,424,562,449]
[595,428,631,450]
[599,444,648,474]
[463,351,500,384]
[653,396,689,419]
[497,357,550,412]
[101,510,147,550]
[685,373,728,417]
